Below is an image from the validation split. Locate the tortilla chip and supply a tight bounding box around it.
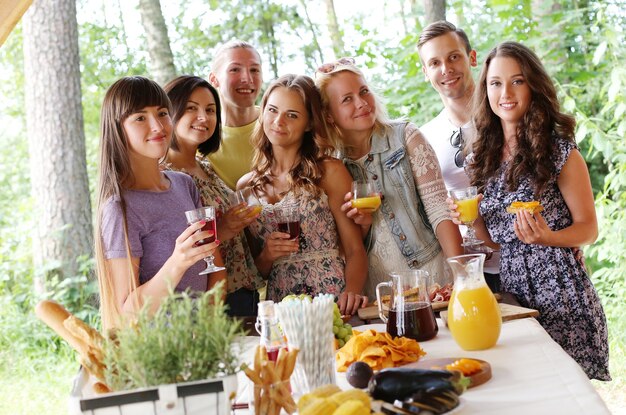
[335,328,426,372]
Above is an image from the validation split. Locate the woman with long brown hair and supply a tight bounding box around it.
[163,75,263,317]
[95,76,225,329]
[238,74,368,316]
[466,42,609,380]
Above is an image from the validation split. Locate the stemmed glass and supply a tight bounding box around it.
[229,187,263,217]
[184,206,226,274]
[450,186,483,247]
[351,180,382,212]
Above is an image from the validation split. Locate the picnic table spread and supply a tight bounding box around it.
[235,317,610,415]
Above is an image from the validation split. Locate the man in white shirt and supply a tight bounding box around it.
[417,21,500,291]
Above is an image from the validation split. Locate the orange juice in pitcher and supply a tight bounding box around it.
[447,254,501,350]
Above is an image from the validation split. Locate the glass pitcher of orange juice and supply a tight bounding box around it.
[446,254,501,350]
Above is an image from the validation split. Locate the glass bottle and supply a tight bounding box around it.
[255,300,286,361]
[447,254,501,350]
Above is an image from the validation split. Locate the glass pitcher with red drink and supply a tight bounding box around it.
[375,270,438,341]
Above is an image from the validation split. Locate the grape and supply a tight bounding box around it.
[337,327,348,339]
[332,302,353,343]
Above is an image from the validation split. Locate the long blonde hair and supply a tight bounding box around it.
[314,61,391,154]
[95,76,172,329]
[248,74,334,197]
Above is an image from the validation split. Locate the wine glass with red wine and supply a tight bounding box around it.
[184,206,225,275]
[274,203,300,256]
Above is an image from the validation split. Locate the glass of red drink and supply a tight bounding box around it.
[184,206,226,275]
[274,203,300,256]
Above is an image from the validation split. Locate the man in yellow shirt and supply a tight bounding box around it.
[208,40,263,189]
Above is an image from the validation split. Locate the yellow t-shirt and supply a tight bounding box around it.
[208,119,256,190]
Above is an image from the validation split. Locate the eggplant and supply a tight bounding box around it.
[368,368,468,403]
[402,389,460,414]
[380,402,415,415]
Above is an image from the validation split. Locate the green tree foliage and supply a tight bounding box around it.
[0,1,625,411]
[172,0,320,77]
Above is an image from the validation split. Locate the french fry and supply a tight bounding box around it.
[260,383,270,414]
[283,348,299,379]
[275,347,288,380]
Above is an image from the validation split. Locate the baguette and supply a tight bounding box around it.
[35,300,110,388]
[35,300,90,356]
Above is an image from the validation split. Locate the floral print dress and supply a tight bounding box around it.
[480,136,610,380]
[167,158,264,293]
[247,189,345,302]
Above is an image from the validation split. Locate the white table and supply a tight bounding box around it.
[236,318,609,415]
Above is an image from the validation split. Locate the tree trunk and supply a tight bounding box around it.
[424,0,445,24]
[324,0,344,58]
[138,0,176,86]
[408,0,420,31]
[298,0,325,63]
[23,0,92,290]
[261,0,279,79]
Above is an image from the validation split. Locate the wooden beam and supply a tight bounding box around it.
[0,0,33,47]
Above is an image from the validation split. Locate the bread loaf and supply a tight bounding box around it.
[35,300,90,356]
[506,201,543,214]
[35,300,110,389]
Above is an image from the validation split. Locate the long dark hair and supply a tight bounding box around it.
[164,75,222,155]
[249,74,334,197]
[469,41,576,196]
[96,76,172,329]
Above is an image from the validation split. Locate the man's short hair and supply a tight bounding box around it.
[417,20,472,54]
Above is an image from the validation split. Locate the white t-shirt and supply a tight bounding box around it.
[420,109,473,192]
[420,109,500,275]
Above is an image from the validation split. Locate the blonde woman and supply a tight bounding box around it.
[315,59,463,301]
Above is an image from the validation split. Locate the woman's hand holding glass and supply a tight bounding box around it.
[176,211,221,274]
[261,231,299,262]
[184,207,225,274]
[450,186,483,247]
[341,191,374,229]
[221,188,262,240]
[350,180,381,212]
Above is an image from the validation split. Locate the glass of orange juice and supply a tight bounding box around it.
[450,186,482,247]
[229,187,263,217]
[351,180,381,212]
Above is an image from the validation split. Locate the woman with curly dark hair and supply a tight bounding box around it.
[464,41,609,380]
[237,74,368,317]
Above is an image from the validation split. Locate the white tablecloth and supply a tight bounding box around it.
[236,318,609,415]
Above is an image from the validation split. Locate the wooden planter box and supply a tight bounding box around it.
[69,368,237,415]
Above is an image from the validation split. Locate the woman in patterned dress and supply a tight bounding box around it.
[465,42,609,380]
[238,74,368,317]
[163,75,265,317]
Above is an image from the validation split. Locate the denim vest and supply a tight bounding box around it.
[343,121,442,268]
